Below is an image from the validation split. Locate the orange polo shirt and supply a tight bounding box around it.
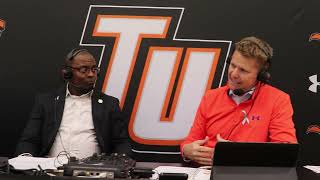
[181,83,297,152]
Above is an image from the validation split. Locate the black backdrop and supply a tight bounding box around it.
[1,0,320,165]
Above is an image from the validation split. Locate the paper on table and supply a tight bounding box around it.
[304,165,320,173]
[152,166,211,180]
[9,156,68,170]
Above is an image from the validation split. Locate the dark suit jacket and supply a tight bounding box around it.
[15,86,131,157]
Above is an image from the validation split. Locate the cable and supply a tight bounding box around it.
[57,132,71,157]
[152,169,160,180]
[54,151,71,168]
[226,83,265,140]
[54,95,74,161]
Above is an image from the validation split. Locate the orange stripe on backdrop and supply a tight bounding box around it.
[129,47,184,145]
[93,15,172,108]
[161,48,221,122]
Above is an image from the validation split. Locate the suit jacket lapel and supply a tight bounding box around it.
[44,86,67,155]
[55,86,66,127]
[92,91,105,149]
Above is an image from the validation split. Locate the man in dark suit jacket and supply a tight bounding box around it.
[15,48,131,158]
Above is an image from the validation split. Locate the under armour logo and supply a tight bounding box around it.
[309,74,320,93]
[251,116,260,120]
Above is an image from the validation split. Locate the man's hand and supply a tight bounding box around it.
[182,137,214,165]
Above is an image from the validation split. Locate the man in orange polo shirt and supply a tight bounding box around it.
[181,36,297,165]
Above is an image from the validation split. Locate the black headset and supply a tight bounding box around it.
[62,48,89,80]
[227,39,272,84]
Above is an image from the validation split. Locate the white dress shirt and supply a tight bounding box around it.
[48,86,101,159]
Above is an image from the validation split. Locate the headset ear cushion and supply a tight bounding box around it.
[62,68,73,80]
[257,70,271,83]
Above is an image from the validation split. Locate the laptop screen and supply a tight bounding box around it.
[213,142,299,167]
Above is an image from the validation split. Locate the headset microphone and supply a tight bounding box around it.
[233,89,245,96]
[68,81,95,95]
[233,88,255,96]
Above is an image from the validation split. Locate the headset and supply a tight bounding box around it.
[62,48,89,80]
[227,38,272,84]
[224,38,273,140]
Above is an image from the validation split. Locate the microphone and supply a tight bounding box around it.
[233,88,255,96]
[233,89,245,96]
[68,81,95,95]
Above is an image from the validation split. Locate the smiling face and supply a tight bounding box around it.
[227,50,261,92]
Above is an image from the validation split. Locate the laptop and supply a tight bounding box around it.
[211,142,299,180]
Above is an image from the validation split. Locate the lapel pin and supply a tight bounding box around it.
[98,99,103,104]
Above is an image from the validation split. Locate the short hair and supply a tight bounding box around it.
[64,48,93,66]
[235,36,273,65]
